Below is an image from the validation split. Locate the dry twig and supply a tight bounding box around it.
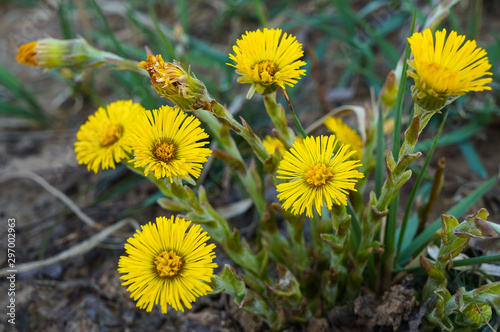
[0,218,139,277]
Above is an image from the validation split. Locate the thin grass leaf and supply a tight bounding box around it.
[382,9,417,265]
[375,106,385,197]
[58,1,75,39]
[415,121,484,151]
[91,32,146,59]
[90,0,125,56]
[119,191,165,219]
[347,201,360,252]
[0,65,49,123]
[459,141,488,179]
[177,0,189,33]
[358,1,390,18]
[0,101,46,122]
[253,0,267,27]
[395,110,449,263]
[453,255,500,268]
[148,4,177,59]
[467,0,481,39]
[399,176,499,264]
[92,174,145,206]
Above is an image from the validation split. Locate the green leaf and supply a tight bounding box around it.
[459,141,488,179]
[452,255,500,268]
[210,264,246,300]
[415,121,484,151]
[0,65,48,123]
[375,106,385,197]
[399,176,498,263]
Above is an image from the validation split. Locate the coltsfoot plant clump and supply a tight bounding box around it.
[16,8,498,331]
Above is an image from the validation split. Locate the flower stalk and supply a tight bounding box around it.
[263,92,294,145]
[209,99,270,162]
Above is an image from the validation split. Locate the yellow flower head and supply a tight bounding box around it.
[75,100,144,173]
[228,28,307,98]
[130,105,212,181]
[16,38,107,69]
[276,136,363,217]
[263,135,286,155]
[139,55,211,111]
[408,29,492,111]
[324,117,363,160]
[118,216,217,313]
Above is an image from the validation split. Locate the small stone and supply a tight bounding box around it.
[42,262,63,279]
[10,138,40,157]
[307,318,329,332]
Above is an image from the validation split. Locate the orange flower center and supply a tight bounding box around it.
[155,250,183,278]
[252,61,277,82]
[304,163,333,187]
[153,139,176,162]
[100,123,123,147]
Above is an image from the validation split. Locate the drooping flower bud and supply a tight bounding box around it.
[139,55,211,111]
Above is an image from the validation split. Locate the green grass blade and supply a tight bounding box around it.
[415,121,484,151]
[177,0,189,33]
[119,191,165,219]
[347,201,361,252]
[90,0,125,56]
[375,107,385,197]
[58,1,75,39]
[0,101,46,122]
[253,0,268,27]
[91,32,145,59]
[148,4,177,59]
[382,9,417,265]
[92,174,145,206]
[452,255,500,268]
[392,9,416,157]
[399,176,499,263]
[459,141,488,179]
[0,65,49,123]
[396,110,449,263]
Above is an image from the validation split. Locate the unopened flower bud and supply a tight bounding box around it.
[16,38,106,69]
[380,70,398,111]
[139,55,211,111]
[457,303,492,329]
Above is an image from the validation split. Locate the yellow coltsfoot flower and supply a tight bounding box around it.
[408,29,492,111]
[228,28,307,98]
[276,136,363,218]
[118,216,217,313]
[130,105,212,181]
[324,117,363,160]
[75,100,145,173]
[139,55,211,111]
[263,135,286,155]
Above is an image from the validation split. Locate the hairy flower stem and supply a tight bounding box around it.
[192,109,266,215]
[210,100,270,162]
[127,164,269,288]
[263,92,294,145]
[350,105,436,296]
[283,88,307,139]
[322,205,353,306]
